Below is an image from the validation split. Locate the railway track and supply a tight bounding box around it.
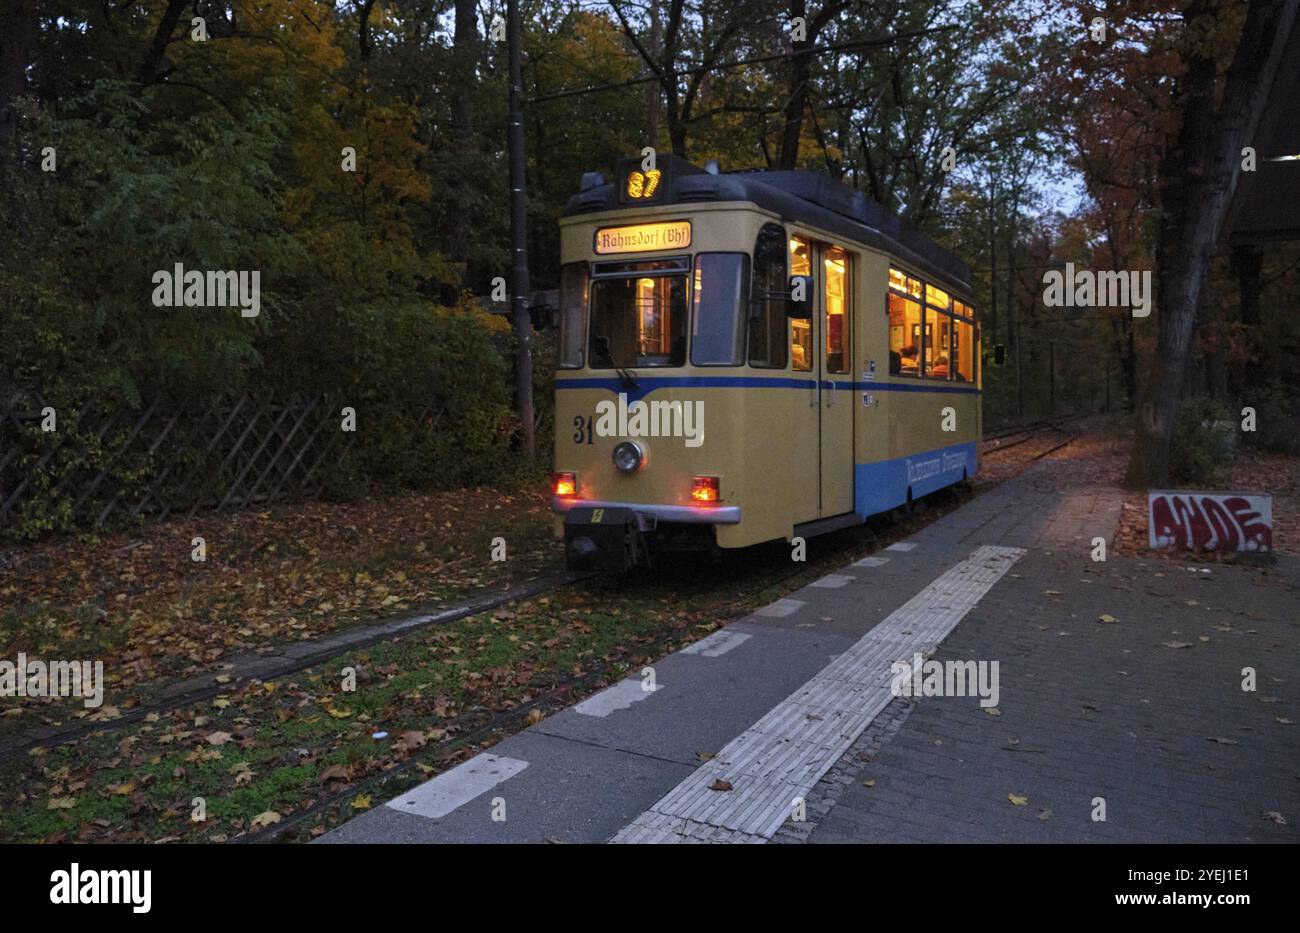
[3,418,1079,766]
[979,413,1084,459]
[2,418,1090,841]
[0,570,596,763]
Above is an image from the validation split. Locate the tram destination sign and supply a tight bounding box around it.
[594,221,692,255]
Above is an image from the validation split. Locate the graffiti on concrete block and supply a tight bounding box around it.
[1148,490,1272,553]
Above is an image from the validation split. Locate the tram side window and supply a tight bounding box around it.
[789,235,813,371]
[923,285,951,379]
[824,246,849,374]
[928,314,952,380]
[952,307,975,383]
[692,253,748,366]
[558,262,588,369]
[888,292,923,376]
[748,224,788,369]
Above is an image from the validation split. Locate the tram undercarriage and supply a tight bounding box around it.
[562,506,717,571]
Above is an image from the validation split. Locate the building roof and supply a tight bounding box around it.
[1225,12,1300,245]
[564,155,973,296]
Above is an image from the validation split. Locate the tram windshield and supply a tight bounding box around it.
[589,271,688,368]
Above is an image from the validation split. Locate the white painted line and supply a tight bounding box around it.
[611,544,1025,843]
[885,542,917,552]
[682,629,753,657]
[755,598,805,618]
[572,678,661,717]
[386,753,528,820]
[852,556,890,568]
[811,574,853,588]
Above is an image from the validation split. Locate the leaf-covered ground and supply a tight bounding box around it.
[0,487,560,736]
[0,418,1162,843]
[0,527,919,843]
[1114,446,1300,557]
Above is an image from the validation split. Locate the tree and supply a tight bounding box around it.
[608,0,754,157]
[1128,0,1299,486]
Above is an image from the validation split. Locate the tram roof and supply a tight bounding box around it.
[564,155,973,296]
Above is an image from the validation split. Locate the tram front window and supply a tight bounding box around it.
[589,274,688,368]
[691,253,748,366]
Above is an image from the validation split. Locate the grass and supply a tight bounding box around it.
[3,424,1081,843]
[0,585,703,842]
[0,486,561,737]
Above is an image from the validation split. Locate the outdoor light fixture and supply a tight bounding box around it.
[552,472,577,497]
[612,441,644,474]
[691,476,720,503]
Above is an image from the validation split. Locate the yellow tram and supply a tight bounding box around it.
[550,155,980,570]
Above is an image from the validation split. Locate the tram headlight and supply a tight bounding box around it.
[552,472,578,497]
[612,441,644,474]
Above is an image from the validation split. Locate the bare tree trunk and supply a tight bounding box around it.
[1232,243,1264,391]
[1126,0,1299,487]
[447,0,479,282]
[777,1,845,170]
[778,0,810,170]
[138,0,190,86]
[0,0,36,143]
[358,0,377,59]
[647,0,660,144]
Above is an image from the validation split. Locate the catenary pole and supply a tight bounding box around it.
[507,0,534,458]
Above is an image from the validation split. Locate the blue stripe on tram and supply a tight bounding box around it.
[554,375,979,403]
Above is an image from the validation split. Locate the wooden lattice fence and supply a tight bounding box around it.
[0,393,365,536]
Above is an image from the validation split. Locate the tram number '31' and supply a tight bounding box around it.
[573,415,595,445]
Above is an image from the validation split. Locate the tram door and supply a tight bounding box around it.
[790,236,855,519]
[817,244,854,517]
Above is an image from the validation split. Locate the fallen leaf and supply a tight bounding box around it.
[318,765,351,785]
[1098,614,1119,625]
[206,731,233,746]
[709,779,733,792]
[1008,794,1028,806]
[1263,811,1287,825]
[1163,641,1195,649]
[352,794,372,810]
[250,811,281,830]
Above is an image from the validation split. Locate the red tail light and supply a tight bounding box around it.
[691,476,720,503]
[552,472,577,497]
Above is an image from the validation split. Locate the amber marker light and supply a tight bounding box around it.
[691,476,720,503]
[552,472,577,497]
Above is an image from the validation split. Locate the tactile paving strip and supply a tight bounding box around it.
[611,544,1025,843]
